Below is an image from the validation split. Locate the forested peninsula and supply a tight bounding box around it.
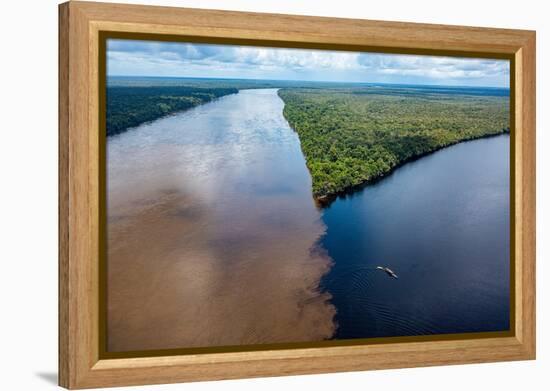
[106,86,238,136]
[278,87,510,205]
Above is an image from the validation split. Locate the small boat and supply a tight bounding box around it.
[376,266,398,279]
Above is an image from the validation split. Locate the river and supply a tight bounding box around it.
[107,88,335,352]
[107,88,509,351]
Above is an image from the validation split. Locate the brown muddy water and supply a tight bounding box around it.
[107,89,336,352]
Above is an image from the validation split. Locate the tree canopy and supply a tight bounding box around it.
[278,87,509,203]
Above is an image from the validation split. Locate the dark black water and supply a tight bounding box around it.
[321,134,510,339]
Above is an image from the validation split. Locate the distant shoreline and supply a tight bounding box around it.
[107,92,236,138]
[108,75,510,92]
[106,86,238,137]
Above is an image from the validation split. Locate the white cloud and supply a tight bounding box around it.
[357,53,508,80]
[107,39,509,87]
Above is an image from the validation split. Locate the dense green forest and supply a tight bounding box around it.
[278,87,510,203]
[106,86,238,136]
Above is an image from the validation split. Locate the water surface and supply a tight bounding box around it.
[321,134,510,338]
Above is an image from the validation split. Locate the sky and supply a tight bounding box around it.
[107,39,510,88]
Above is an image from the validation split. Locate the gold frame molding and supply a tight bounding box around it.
[59,1,536,389]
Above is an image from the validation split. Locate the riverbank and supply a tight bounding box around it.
[313,130,510,207]
[106,86,238,136]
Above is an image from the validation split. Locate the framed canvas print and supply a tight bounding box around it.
[58,1,536,389]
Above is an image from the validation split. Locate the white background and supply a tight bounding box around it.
[0,0,547,389]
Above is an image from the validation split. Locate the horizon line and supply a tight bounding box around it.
[107,75,510,90]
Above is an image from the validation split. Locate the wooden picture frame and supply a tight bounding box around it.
[59,1,536,388]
